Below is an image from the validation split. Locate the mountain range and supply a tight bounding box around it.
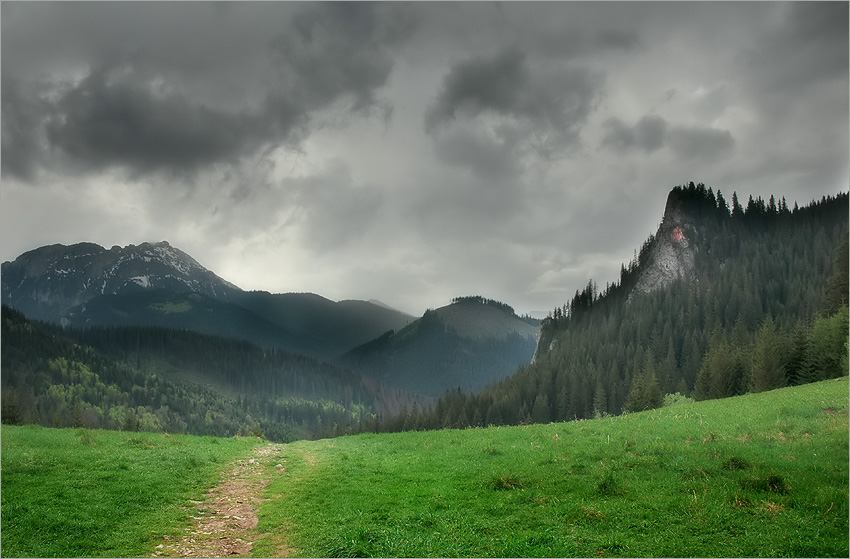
[2,184,846,440]
[1,240,540,397]
[1,241,415,360]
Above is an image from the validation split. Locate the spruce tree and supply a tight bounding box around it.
[592,379,607,418]
[808,307,850,380]
[623,354,663,412]
[825,238,849,312]
[749,316,787,392]
[786,323,812,385]
[531,393,551,424]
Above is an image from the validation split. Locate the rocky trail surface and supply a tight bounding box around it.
[154,443,287,558]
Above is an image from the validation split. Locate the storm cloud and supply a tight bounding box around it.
[2,2,415,180]
[1,2,846,316]
[602,115,733,160]
[425,47,604,179]
[602,115,668,153]
[44,61,265,177]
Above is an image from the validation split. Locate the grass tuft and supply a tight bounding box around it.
[743,473,787,494]
[722,456,751,471]
[483,444,502,456]
[488,474,523,490]
[595,468,624,497]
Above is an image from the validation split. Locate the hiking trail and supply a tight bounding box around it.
[153,443,286,558]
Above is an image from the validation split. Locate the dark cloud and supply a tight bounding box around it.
[602,115,667,153]
[533,27,642,59]
[426,48,602,143]
[425,48,604,178]
[2,2,415,181]
[425,49,529,132]
[602,115,732,159]
[747,2,848,96]
[44,62,268,177]
[1,78,49,180]
[594,28,642,51]
[269,2,414,114]
[668,126,734,160]
[432,125,523,181]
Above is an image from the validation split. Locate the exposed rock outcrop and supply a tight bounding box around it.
[630,190,697,298]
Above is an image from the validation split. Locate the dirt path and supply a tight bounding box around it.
[153,443,285,558]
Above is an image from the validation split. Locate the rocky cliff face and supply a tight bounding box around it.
[630,190,697,298]
[1,241,240,322]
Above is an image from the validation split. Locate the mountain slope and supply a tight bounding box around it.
[1,241,239,323]
[341,297,539,397]
[254,378,848,558]
[62,289,326,355]
[229,291,414,358]
[2,241,413,359]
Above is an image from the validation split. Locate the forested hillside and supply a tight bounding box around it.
[0,307,417,441]
[388,184,848,431]
[341,296,539,397]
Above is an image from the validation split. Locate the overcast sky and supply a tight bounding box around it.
[2,1,848,316]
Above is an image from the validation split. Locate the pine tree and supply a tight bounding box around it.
[592,379,608,418]
[1,388,22,425]
[623,354,663,412]
[808,306,850,381]
[786,323,812,386]
[750,316,787,392]
[695,329,747,400]
[825,238,849,312]
[716,190,729,217]
[731,191,744,219]
[530,393,551,424]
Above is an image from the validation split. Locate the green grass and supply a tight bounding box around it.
[255,378,849,558]
[1,426,262,557]
[3,378,847,558]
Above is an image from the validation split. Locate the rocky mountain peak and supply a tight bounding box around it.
[1,241,240,322]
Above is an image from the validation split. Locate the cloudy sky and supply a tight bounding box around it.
[2,1,848,316]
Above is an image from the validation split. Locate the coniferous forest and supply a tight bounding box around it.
[378,184,849,432]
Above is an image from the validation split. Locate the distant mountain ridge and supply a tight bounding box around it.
[1,241,412,360]
[341,297,539,397]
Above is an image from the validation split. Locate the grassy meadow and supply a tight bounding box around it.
[255,377,849,558]
[1,377,847,558]
[0,426,262,557]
